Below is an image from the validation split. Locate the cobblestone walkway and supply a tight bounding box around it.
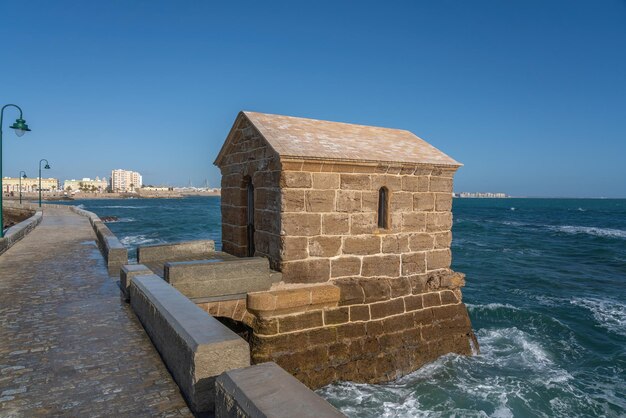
[0,207,192,417]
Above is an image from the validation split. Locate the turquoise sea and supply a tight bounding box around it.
[63,197,626,417]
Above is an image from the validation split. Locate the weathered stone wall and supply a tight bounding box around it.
[244,270,475,389]
[278,160,457,283]
[219,118,281,264]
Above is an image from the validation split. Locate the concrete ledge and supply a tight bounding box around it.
[137,240,216,264]
[130,274,250,413]
[215,362,345,418]
[120,264,153,301]
[164,257,277,299]
[0,211,43,255]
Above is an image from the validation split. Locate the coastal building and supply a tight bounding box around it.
[63,177,108,193]
[2,177,59,193]
[110,169,142,192]
[457,192,507,198]
[214,111,477,388]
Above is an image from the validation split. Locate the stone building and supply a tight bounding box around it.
[214,111,477,388]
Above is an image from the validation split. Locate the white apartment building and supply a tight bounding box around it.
[110,169,142,193]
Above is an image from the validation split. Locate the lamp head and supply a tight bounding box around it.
[10,118,31,137]
[44,163,50,170]
[22,173,27,179]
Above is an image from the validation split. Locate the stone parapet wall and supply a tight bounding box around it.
[278,160,457,283]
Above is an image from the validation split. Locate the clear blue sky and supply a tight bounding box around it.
[1,0,625,197]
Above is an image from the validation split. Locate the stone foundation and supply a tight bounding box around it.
[199,269,476,389]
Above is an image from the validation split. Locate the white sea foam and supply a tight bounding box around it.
[76,204,85,209]
[466,303,521,312]
[571,297,626,336]
[106,217,135,223]
[120,235,163,246]
[99,205,149,209]
[550,225,626,239]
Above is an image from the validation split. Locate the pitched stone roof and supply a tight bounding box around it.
[216,111,461,167]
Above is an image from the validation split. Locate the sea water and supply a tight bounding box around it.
[65,197,626,417]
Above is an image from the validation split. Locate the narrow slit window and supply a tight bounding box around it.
[378,187,388,229]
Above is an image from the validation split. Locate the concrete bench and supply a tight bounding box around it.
[164,257,279,300]
[137,240,215,264]
[215,362,345,418]
[130,275,250,413]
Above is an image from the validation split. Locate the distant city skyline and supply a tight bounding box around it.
[1,1,625,197]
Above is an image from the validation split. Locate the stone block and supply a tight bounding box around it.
[413,193,435,211]
[426,212,453,232]
[401,252,426,275]
[336,190,362,212]
[434,193,453,211]
[322,213,350,235]
[255,188,281,213]
[426,249,452,270]
[408,233,435,251]
[440,290,459,305]
[429,177,453,193]
[388,277,412,298]
[324,307,350,325]
[137,240,215,264]
[340,174,371,190]
[381,234,409,254]
[360,277,392,303]
[371,175,402,191]
[281,236,309,261]
[279,311,323,333]
[281,259,330,283]
[164,257,275,299]
[120,264,152,302]
[312,172,340,189]
[361,191,379,212]
[280,171,312,188]
[282,189,305,212]
[350,212,377,235]
[422,292,442,308]
[404,294,424,311]
[343,236,380,255]
[361,255,401,277]
[335,278,365,306]
[402,212,426,232]
[433,231,452,249]
[305,190,336,212]
[331,257,361,278]
[440,271,466,289]
[309,236,342,257]
[370,298,405,320]
[401,176,421,192]
[281,213,321,236]
[390,192,413,212]
[349,305,370,321]
[130,275,250,414]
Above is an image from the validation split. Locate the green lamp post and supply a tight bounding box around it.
[19,171,27,204]
[1,104,31,238]
[38,159,50,208]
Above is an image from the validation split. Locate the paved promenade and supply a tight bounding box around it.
[0,207,192,417]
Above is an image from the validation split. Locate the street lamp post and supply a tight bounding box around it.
[1,104,31,238]
[19,171,27,204]
[38,159,50,208]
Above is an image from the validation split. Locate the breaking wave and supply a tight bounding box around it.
[571,297,626,337]
[319,326,618,417]
[99,205,149,209]
[549,225,626,239]
[119,234,163,247]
